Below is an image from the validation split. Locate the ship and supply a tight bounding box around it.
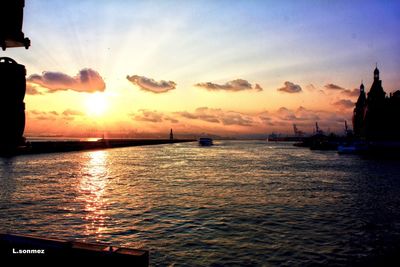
[198,137,213,146]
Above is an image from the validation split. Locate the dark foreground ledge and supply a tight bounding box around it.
[0,233,149,265]
[1,139,195,156]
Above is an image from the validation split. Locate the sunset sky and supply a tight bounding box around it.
[4,0,400,137]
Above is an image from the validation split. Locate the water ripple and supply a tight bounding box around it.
[1,141,400,266]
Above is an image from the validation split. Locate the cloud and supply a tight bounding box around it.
[126,75,176,93]
[267,106,352,134]
[277,81,302,93]
[27,68,105,93]
[305,84,316,91]
[130,109,179,123]
[132,110,163,122]
[333,99,355,109]
[341,88,360,98]
[258,111,272,124]
[259,115,272,123]
[221,113,253,126]
[176,108,219,123]
[176,107,253,126]
[276,106,320,121]
[26,84,43,95]
[324,83,345,90]
[27,110,59,121]
[62,109,84,116]
[195,79,263,92]
[177,111,199,120]
[164,117,179,123]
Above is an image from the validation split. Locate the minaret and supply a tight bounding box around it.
[169,129,174,140]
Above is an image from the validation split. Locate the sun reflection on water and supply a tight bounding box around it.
[78,150,109,238]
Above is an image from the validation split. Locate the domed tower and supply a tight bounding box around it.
[352,82,367,137]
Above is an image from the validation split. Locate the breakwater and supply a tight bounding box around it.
[4,139,195,156]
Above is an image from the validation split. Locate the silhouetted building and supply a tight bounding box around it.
[352,66,400,140]
[169,129,174,140]
[0,57,26,151]
[0,0,30,50]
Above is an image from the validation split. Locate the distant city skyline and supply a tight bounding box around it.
[3,0,400,137]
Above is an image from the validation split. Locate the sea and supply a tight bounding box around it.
[1,140,400,266]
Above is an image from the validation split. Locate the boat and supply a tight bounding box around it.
[337,142,368,154]
[337,144,357,154]
[198,137,213,146]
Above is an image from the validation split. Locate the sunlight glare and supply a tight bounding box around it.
[85,93,108,116]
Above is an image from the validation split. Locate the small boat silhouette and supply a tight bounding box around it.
[198,137,213,146]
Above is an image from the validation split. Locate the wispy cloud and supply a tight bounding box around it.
[195,79,262,92]
[27,110,59,121]
[341,88,360,98]
[176,107,253,126]
[130,109,179,123]
[27,68,106,93]
[324,83,345,90]
[277,81,302,93]
[126,75,176,93]
[276,106,319,121]
[62,109,84,116]
[26,84,43,95]
[333,99,355,109]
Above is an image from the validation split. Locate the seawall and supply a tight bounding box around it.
[2,139,196,156]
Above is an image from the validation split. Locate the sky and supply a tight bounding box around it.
[4,0,400,137]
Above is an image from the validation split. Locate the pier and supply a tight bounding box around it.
[1,139,195,156]
[0,233,148,265]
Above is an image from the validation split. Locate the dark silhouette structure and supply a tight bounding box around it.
[169,129,174,140]
[0,0,30,50]
[0,0,29,154]
[0,233,149,265]
[353,66,400,140]
[293,124,304,137]
[0,57,26,151]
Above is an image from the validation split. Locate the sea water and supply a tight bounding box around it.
[1,141,400,266]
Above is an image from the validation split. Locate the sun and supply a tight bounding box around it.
[85,93,108,116]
